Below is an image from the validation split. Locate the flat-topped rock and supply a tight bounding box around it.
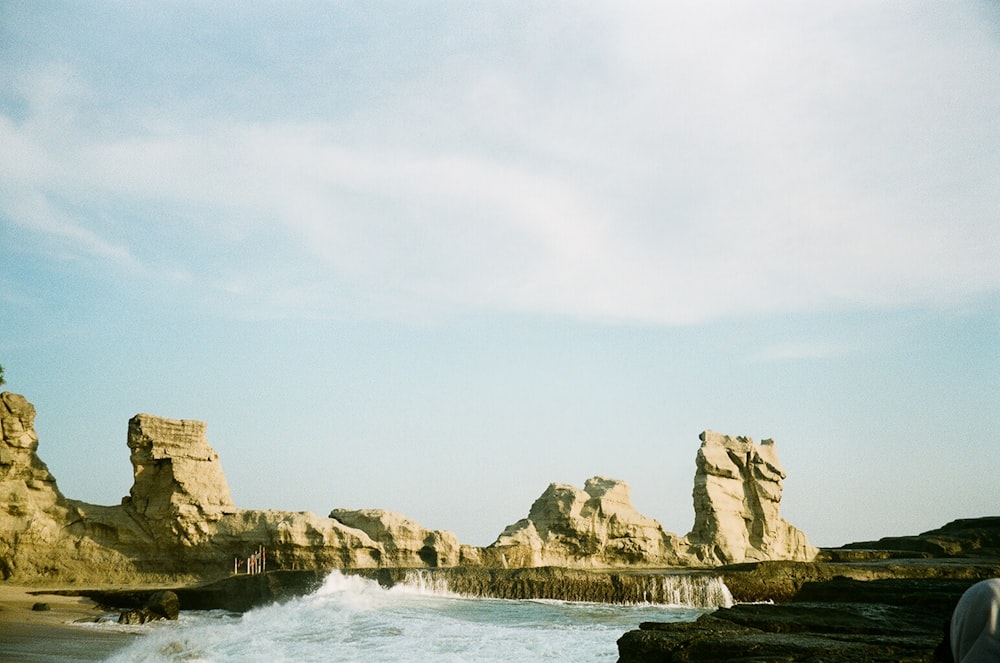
[124,414,236,543]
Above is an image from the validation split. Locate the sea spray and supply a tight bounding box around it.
[388,567,734,608]
[103,571,708,663]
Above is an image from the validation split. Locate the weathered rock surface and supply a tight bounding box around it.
[73,566,732,613]
[685,430,817,565]
[0,392,93,580]
[1,391,819,583]
[616,574,993,663]
[618,602,946,663]
[490,434,817,568]
[124,414,236,543]
[329,508,464,567]
[0,394,463,583]
[838,517,1000,558]
[491,476,688,567]
[0,392,62,520]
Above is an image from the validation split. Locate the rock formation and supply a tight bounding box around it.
[490,477,687,567]
[0,392,72,579]
[329,508,462,567]
[0,391,818,583]
[0,395,466,583]
[685,430,818,564]
[489,433,817,567]
[124,414,236,544]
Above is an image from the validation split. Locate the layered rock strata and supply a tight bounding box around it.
[686,430,818,564]
[0,392,73,579]
[0,391,818,583]
[617,570,1000,663]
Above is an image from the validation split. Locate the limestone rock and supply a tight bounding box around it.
[0,392,63,513]
[329,509,462,567]
[685,430,817,564]
[124,414,235,545]
[490,476,687,567]
[0,392,821,583]
[0,392,73,579]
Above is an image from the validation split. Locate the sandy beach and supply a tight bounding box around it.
[0,584,140,662]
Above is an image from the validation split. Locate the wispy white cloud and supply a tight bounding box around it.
[744,340,853,364]
[1,1,998,324]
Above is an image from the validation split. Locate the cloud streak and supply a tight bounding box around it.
[1,2,998,324]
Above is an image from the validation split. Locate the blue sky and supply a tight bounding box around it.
[1,1,998,548]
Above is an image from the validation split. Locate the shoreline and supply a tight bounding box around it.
[0,584,140,662]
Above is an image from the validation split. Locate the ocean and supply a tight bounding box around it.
[95,571,732,662]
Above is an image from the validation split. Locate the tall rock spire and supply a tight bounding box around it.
[686,430,817,564]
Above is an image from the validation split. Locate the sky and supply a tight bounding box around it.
[1,1,998,549]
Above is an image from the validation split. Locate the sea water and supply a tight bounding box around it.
[102,571,728,662]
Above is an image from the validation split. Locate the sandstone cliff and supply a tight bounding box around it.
[491,477,687,567]
[0,392,817,583]
[0,396,465,583]
[488,432,817,567]
[0,392,71,579]
[685,430,818,564]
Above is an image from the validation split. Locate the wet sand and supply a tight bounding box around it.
[0,584,140,662]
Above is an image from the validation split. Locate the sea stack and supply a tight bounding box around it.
[685,430,818,564]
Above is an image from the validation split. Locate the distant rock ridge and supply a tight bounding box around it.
[0,391,818,583]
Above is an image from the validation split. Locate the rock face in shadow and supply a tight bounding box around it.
[616,573,997,663]
[840,517,1000,558]
[0,391,819,582]
[617,522,1000,663]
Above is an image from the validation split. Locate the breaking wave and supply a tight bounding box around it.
[103,570,717,662]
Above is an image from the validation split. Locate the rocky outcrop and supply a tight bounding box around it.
[123,414,236,544]
[329,509,463,567]
[117,589,179,624]
[488,433,817,568]
[490,477,687,567]
[0,391,819,583]
[0,394,464,583]
[75,567,733,612]
[685,430,817,565]
[0,392,74,579]
[617,569,1000,663]
[838,517,1000,558]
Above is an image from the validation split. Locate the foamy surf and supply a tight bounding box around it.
[103,571,711,662]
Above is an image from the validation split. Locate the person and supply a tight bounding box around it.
[949,578,1000,663]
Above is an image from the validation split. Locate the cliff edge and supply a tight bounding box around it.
[0,392,818,583]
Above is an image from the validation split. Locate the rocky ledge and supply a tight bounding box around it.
[617,517,1000,662]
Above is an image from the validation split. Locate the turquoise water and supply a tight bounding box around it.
[100,571,718,662]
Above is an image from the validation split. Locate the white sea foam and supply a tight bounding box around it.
[103,571,708,662]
